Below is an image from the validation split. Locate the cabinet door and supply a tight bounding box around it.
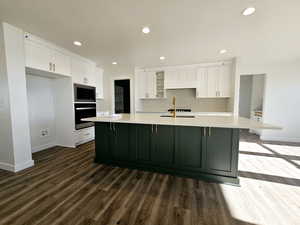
[196,67,208,97]
[52,50,71,76]
[95,123,110,162]
[204,128,239,177]
[95,67,104,99]
[111,123,131,161]
[219,64,232,97]
[207,66,220,97]
[175,126,204,170]
[71,57,87,84]
[24,40,52,72]
[151,125,175,165]
[146,71,156,98]
[137,71,147,98]
[86,63,96,87]
[136,124,152,162]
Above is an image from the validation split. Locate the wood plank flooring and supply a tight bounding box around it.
[0,131,299,225]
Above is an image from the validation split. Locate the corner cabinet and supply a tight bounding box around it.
[24,37,71,77]
[95,122,240,184]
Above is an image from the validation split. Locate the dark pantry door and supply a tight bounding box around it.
[114,79,130,113]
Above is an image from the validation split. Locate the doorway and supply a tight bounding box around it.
[239,74,266,136]
[114,79,130,113]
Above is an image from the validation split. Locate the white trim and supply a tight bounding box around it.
[260,135,300,143]
[31,142,57,153]
[111,76,134,114]
[14,160,34,172]
[0,160,34,172]
[0,162,15,172]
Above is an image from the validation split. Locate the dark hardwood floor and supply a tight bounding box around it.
[0,132,299,225]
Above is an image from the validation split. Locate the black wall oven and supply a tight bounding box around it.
[74,84,96,102]
[74,103,96,130]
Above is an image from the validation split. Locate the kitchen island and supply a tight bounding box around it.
[83,114,280,185]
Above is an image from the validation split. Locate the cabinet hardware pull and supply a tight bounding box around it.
[208,127,211,136]
[203,127,206,136]
[156,125,158,133]
[110,122,112,130]
[75,107,96,110]
[151,124,153,133]
[49,62,52,71]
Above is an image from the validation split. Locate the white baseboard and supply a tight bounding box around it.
[260,135,300,143]
[0,160,34,172]
[0,162,15,172]
[32,142,57,153]
[14,160,34,172]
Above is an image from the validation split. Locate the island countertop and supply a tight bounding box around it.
[82,113,281,130]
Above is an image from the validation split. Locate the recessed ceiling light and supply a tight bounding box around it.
[219,49,227,54]
[142,27,150,34]
[73,41,82,46]
[112,62,117,65]
[160,56,165,60]
[242,7,256,16]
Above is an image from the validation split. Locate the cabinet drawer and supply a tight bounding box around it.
[75,127,95,145]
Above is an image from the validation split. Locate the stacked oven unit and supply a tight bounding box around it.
[73,84,96,145]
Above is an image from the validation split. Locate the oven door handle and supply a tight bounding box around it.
[75,107,96,111]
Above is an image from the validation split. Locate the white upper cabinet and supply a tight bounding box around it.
[24,38,71,77]
[71,56,96,87]
[95,67,104,99]
[136,70,165,99]
[196,67,208,97]
[218,63,232,97]
[207,66,220,97]
[196,63,232,98]
[164,68,197,89]
[25,40,52,72]
[51,50,71,76]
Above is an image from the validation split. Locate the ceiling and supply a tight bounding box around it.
[0,0,299,71]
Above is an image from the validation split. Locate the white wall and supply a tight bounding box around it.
[97,65,135,113]
[0,23,15,168]
[26,75,56,152]
[137,89,229,112]
[239,76,253,118]
[0,22,33,172]
[238,60,300,142]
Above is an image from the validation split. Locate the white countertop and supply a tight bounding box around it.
[82,113,281,130]
[135,111,233,116]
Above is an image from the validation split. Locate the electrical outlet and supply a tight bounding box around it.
[40,128,49,137]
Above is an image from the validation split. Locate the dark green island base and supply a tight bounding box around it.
[94,122,240,185]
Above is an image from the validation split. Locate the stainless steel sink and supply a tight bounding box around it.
[160,115,195,118]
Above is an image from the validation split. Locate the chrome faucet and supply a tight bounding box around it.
[171,96,176,118]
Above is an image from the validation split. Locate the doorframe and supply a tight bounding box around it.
[111,76,134,114]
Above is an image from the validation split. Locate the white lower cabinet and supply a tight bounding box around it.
[75,127,95,146]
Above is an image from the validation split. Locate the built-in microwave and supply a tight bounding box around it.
[74,84,96,103]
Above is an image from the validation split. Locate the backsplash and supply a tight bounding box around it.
[137,89,229,112]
